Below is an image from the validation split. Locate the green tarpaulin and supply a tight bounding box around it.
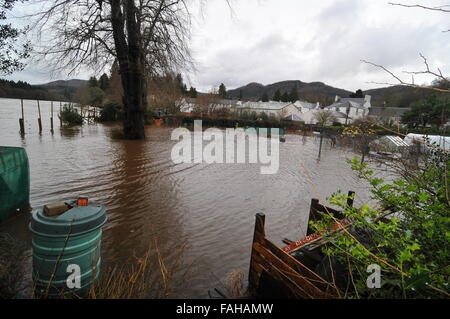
[0,147,30,221]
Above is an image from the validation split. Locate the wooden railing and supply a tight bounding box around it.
[248,191,355,299]
[248,213,339,299]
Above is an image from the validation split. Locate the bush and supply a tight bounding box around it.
[60,105,83,126]
[311,146,450,298]
[99,101,123,122]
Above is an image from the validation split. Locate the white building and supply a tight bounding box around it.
[177,98,242,113]
[175,94,373,125]
[322,95,372,125]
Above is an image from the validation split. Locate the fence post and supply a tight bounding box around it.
[318,131,324,159]
[248,213,266,292]
[347,191,355,208]
[19,99,25,135]
[307,198,320,235]
[59,102,63,127]
[37,100,42,133]
[50,101,54,134]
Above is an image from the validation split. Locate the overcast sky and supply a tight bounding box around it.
[6,0,450,92]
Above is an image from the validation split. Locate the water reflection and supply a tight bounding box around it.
[60,127,82,138]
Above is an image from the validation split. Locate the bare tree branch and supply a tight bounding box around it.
[362,56,450,94]
[389,3,450,13]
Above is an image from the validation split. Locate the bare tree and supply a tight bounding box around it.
[147,73,183,115]
[29,0,194,139]
[313,110,337,126]
[363,3,450,94]
[193,89,221,114]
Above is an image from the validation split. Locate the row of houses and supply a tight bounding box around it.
[177,95,410,126]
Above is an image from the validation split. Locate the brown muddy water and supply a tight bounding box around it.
[0,98,375,298]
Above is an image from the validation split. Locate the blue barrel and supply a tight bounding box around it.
[29,204,107,297]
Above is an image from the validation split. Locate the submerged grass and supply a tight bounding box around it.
[0,233,25,299]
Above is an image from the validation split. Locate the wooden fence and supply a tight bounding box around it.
[248,191,355,299]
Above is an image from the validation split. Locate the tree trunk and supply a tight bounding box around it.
[111,0,146,139]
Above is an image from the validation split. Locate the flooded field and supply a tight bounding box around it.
[0,98,374,298]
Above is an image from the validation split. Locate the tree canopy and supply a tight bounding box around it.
[273,89,281,101]
[350,89,364,98]
[30,0,194,139]
[0,0,30,75]
[218,83,227,99]
[402,93,450,128]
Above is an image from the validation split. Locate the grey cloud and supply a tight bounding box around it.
[195,1,450,91]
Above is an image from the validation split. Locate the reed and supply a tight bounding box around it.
[0,233,25,299]
[87,240,186,299]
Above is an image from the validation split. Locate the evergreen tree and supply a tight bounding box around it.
[99,73,110,91]
[350,89,364,98]
[261,92,269,102]
[218,83,227,99]
[402,93,450,128]
[289,87,299,102]
[281,91,290,102]
[106,60,123,105]
[238,90,243,101]
[189,87,198,98]
[88,76,98,87]
[176,73,188,95]
[273,89,281,101]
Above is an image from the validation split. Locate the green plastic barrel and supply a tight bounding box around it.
[29,204,107,297]
[0,146,30,221]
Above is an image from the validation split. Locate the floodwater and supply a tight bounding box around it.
[0,97,374,298]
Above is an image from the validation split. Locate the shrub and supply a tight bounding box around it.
[310,146,450,298]
[60,105,83,126]
[99,101,123,122]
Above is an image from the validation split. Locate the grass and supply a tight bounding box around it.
[32,238,188,299]
[88,241,186,299]
[0,233,25,299]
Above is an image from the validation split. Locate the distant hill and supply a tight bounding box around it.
[227,80,352,105]
[226,80,442,107]
[0,78,88,101]
[364,85,438,108]
[0,79,60,101]
[39,79,88,101]
[40,79,87,89]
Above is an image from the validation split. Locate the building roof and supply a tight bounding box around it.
[294,101,318,109]
[369,135,410,151]
[179,98,241,107]
[241,101,293,110]
[216,99,241,106]
[326,100,366,110]
[284,114,304,122]
[404,134,450,150]
[368,107,410,117]
[339,98,365,104]
[330,110,350,119]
